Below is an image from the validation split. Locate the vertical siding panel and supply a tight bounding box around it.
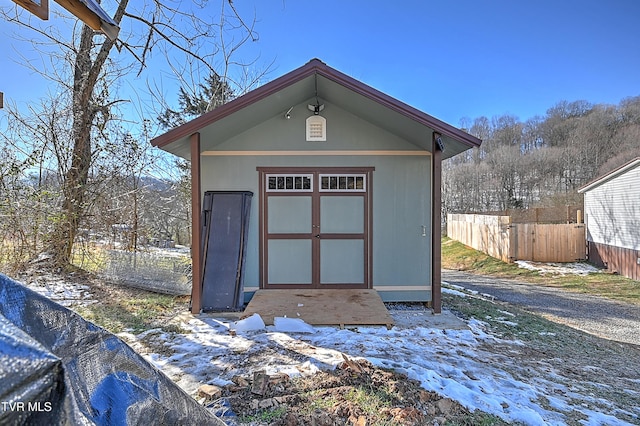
[582,161,640,280]
[591,242,640,280]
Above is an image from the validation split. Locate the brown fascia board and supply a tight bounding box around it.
[13,0,49,20]
[151,59,320,149]
[314,61,482,149]
[578,156,640,193]
[151,58,482,150]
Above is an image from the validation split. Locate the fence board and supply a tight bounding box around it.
[482,205,583,224]
[448,214,586,263]
[447,214,511,262]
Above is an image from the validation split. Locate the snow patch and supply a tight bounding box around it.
[516,260,601,275]
[26,278,96,307]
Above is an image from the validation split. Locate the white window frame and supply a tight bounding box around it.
[265,174,314,192]
[319,173,367,192]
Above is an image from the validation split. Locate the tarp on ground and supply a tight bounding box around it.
[0,273,224,425]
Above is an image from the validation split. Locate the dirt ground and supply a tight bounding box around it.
[210,357,484,426]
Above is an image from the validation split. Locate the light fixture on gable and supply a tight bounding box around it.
[307,102,324,115]
[284,106,294,119]
[306,73,326,141]
[308,72,325,115]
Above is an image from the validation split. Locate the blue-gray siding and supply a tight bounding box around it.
[199,100,434,301]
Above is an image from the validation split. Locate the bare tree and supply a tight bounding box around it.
[1,1,263,267]
[443,93,640,220]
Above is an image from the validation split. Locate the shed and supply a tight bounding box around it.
[151,59,481,314]
[578,157,640,280]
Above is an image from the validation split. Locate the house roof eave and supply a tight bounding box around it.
[150,58,482,157]
[150,61,317,150]
[578,157,640,193]
[314,61,481,151]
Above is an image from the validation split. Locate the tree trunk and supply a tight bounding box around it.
[48,2,128,267]
[48,25,95,265]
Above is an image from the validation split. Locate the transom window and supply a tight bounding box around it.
[320,174,366,192]
[266,174,313,192]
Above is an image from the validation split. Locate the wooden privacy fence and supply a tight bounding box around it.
[483,205,583,224]
[447,213,587,263]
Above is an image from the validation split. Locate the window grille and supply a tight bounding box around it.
[319,174,366,192]
[266,174,313,192]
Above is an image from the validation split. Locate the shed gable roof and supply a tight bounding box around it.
[151,58,481,159]
[578,157,640,193]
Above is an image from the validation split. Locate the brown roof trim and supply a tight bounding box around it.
[151,58,481,149]
[311,60,481,148]
[578,156,640,193]
[151,59,320,148]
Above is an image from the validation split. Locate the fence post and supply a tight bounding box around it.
[531,223,536,262]
[507,215,515,263]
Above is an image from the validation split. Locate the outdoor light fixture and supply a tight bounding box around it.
[308,73,325,115]
[307,102,325,115]
[305,73,326,141]
[284,106,293,119]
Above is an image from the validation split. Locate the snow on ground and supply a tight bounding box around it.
[515,260,601,276]
[19,262,635,426]
[144,245,191,258]
[119,309,636,426]
[24,276,96,307]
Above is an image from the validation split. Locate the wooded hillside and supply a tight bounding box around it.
[443,97,640,214]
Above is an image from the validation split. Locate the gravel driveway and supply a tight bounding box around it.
[442,269,640,346]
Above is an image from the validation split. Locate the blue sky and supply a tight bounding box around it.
[239,0,640,125]
[2,0,639,128]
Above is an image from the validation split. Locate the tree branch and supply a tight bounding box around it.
[122,10,217,77]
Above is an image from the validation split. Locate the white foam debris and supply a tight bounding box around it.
[232,313,265,333]
[273,317,316,333]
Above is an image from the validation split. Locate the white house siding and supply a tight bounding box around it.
[583,163,640,251]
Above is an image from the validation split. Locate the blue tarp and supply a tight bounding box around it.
[0,274,223,425]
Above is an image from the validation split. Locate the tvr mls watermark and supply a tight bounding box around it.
[1,401,53,412]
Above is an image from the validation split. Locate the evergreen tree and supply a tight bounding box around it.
[158,72,235,130]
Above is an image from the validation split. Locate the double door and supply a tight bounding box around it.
[258,167,373,289]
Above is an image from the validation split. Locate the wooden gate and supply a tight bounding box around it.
[512,223,586,262]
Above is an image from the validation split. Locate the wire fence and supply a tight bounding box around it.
[73,245,192,296]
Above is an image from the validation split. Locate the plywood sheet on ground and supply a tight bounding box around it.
[243,289,394,328]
